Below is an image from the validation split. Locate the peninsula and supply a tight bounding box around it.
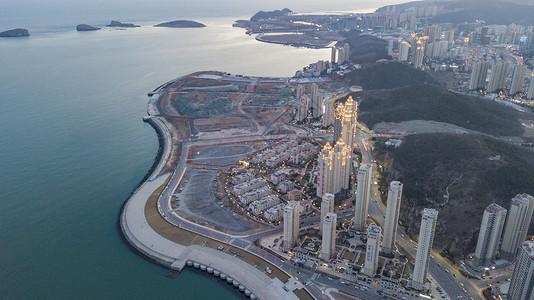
[154,20,205,28]
[0,28,29,37]
[122,4,534,300]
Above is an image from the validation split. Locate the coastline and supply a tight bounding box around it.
[119,82,309,299]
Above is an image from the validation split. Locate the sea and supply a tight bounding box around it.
[0,1,406,298]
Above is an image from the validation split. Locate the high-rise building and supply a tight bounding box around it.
[446,29,455,43]
[320,193,335,234]
[382,181,403,256]
[501,193,534,260]
[510,65,527,95]
[343,43,350,63]
[283,201,300,249]
[488,62,510,93]
[311,83,323,118]
[413,46,424,69]
[354,164,372,232]
[331,47,336,64]
[474,203,507,266]
[333,103,344,143]
[316,140,352,198]
[527,78,534,100]
[409,208,439,291]
[321,213,337,260]
[388,39,394,56]
[337,47,346,65]
[340,96,357,150]
[398,41,410,62]
[296,95,309,122]
[363,225,382,277]
[296,84,305,100]
[508,241,534,300]
[469,61,490,90]
[323,97,334,127]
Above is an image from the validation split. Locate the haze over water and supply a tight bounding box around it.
[0,1,406,298]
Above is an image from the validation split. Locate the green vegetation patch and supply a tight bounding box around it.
[358,84,523,136]
[347,61,437,90]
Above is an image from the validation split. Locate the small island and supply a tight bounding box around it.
[154,20,205,28]
[0,28,29,37]
[107,21,140,28]
[76,24,101,31]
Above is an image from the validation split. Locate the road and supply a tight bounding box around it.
[354,129,480,300]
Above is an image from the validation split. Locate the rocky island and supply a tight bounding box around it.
[107,21,140,28]
[76,24,101,31]
[0,28,29,37]
[154,20,205,28]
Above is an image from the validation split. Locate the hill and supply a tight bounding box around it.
[356,84,523,136]
[154,20,205,28]
[250,8,292,21]
[346,62,437,90]
[373,133,534,259]
[342,30,391,64]
[430,0,534,25]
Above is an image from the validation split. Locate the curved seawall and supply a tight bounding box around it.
[119,96,304,300]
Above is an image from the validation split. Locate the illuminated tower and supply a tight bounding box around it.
[341,96,357,150]
[316,143,334,198]
[333,103,344,143]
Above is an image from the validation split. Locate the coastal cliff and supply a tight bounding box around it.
[154,20,205,28]
[0,28,29,37]
[76,24,101,31]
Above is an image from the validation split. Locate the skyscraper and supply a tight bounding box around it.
[333,103,344,144]
[527,78,534,100]
[354,164,372,232]
[311,83,323,118]
[510,65,527,95]
[398,41,410,62]
[283,201,300,249]
[296,95,309,122]
[340,96,357,150]
[331,47,336,64]
[501,193,534,260]
[413,46,424,69]
[469,61,490,90]
[508,241,534,300]
[382,181,403,257]
[488,62,510,93]
[363,225,382,277]
[320,193,335,235]
[322,97,334,127]
[321,213,337,260]
[316,140,352,198]
[409,208,439,291]
[474,203,507,266]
